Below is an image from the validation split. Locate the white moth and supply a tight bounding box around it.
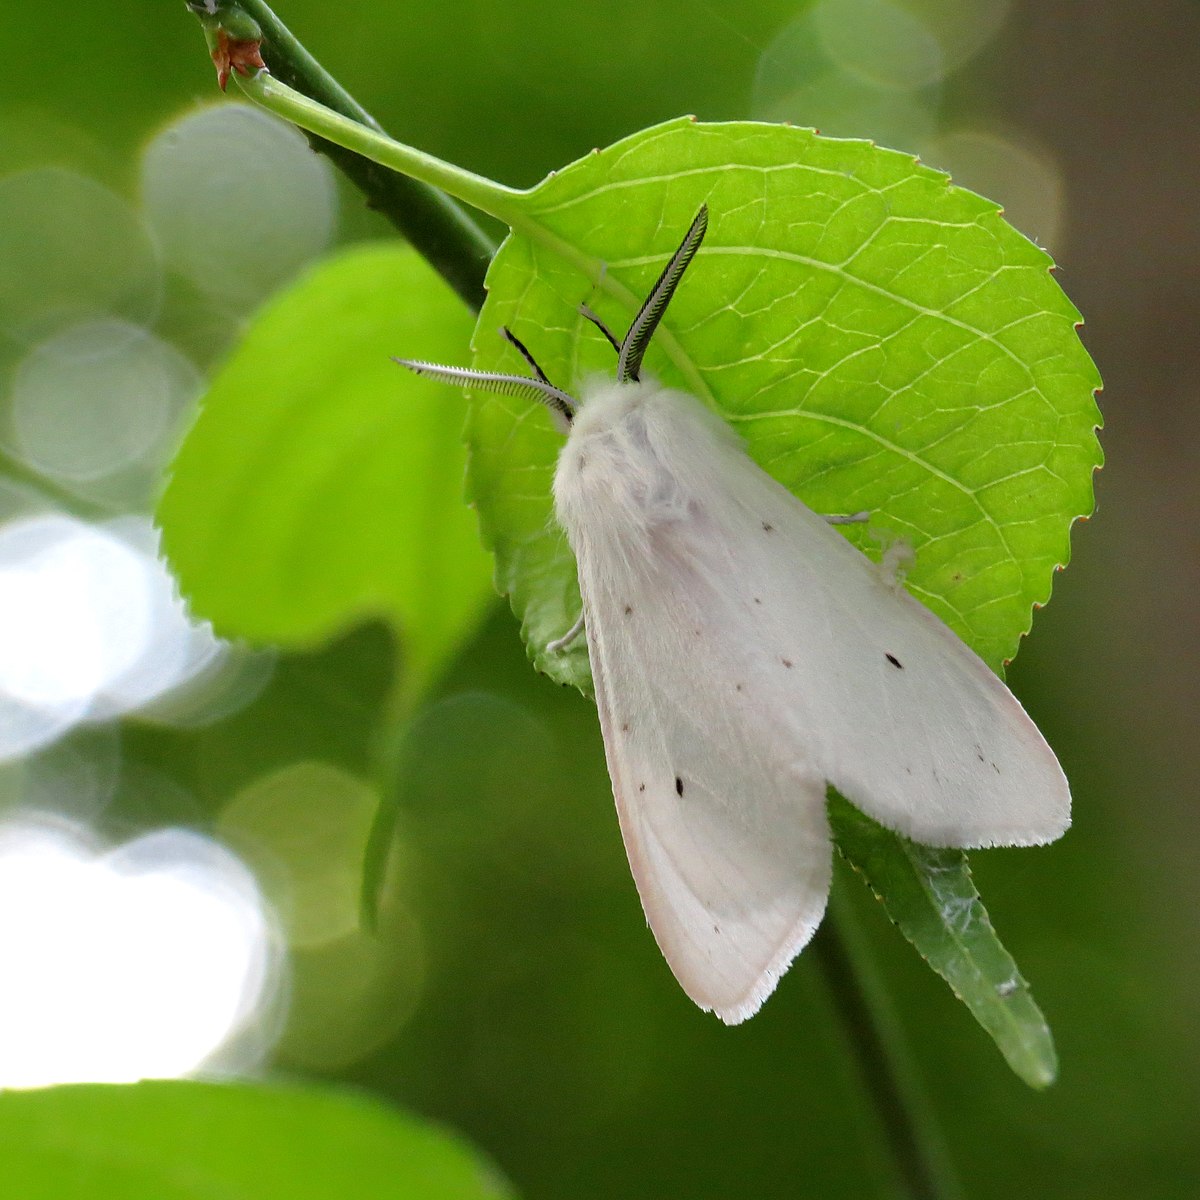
[398,206,1069,1024]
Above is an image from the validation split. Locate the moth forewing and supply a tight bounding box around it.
[558,390,834,1021]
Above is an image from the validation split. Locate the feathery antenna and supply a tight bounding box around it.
[395,206,710,427]
[617,205,708,384]
[393,358,576,426]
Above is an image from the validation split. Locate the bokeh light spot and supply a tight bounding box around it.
[88,516,228,721]
[218,760,378,948]
[277,917,424,1073]
[141,104,337,309]
[0,168,161,343]
[0,818,281,1088]
[0,517,151,748]
[219,760,426,1070]
[0,515,231,760]
[753,12,941,151]
[814,0,945,91]
[920,128,1066,251]
[815,0,1010,90]
[4,319,200,503]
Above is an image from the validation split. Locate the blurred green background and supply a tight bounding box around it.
[0,1,1197,1196]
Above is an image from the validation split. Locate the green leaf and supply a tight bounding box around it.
[157,243,493,701]
[464,118,1101,687]
[830,793,1058,1089]
[0,1080,514,1199]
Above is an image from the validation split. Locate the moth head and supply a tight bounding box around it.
[395,205,709,433]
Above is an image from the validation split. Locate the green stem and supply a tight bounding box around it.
[187,0,496,309]
[815,883,964,1200]
[234,70,628,332]
[236,70,527,226]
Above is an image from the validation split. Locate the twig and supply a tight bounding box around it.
[813,883,965,1200]
[185,0,495,310]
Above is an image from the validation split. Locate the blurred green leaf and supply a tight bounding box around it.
[157,243,493,700]
[831,793,1057,1089]
[0,1080,514,1199]
[464,118,1101,686]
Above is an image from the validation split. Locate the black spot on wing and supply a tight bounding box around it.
[885,653,903,669]
[674,776,684,797]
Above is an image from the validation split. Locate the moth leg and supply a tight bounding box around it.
[823,510,870,525]
[578,304,622,355]
[879,537,916,588]
[500,326,554,384]
[547,611,586,653]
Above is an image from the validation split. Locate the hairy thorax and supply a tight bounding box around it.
[553,380,743,545]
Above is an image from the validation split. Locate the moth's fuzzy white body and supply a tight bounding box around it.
[553,379,1069,1024]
